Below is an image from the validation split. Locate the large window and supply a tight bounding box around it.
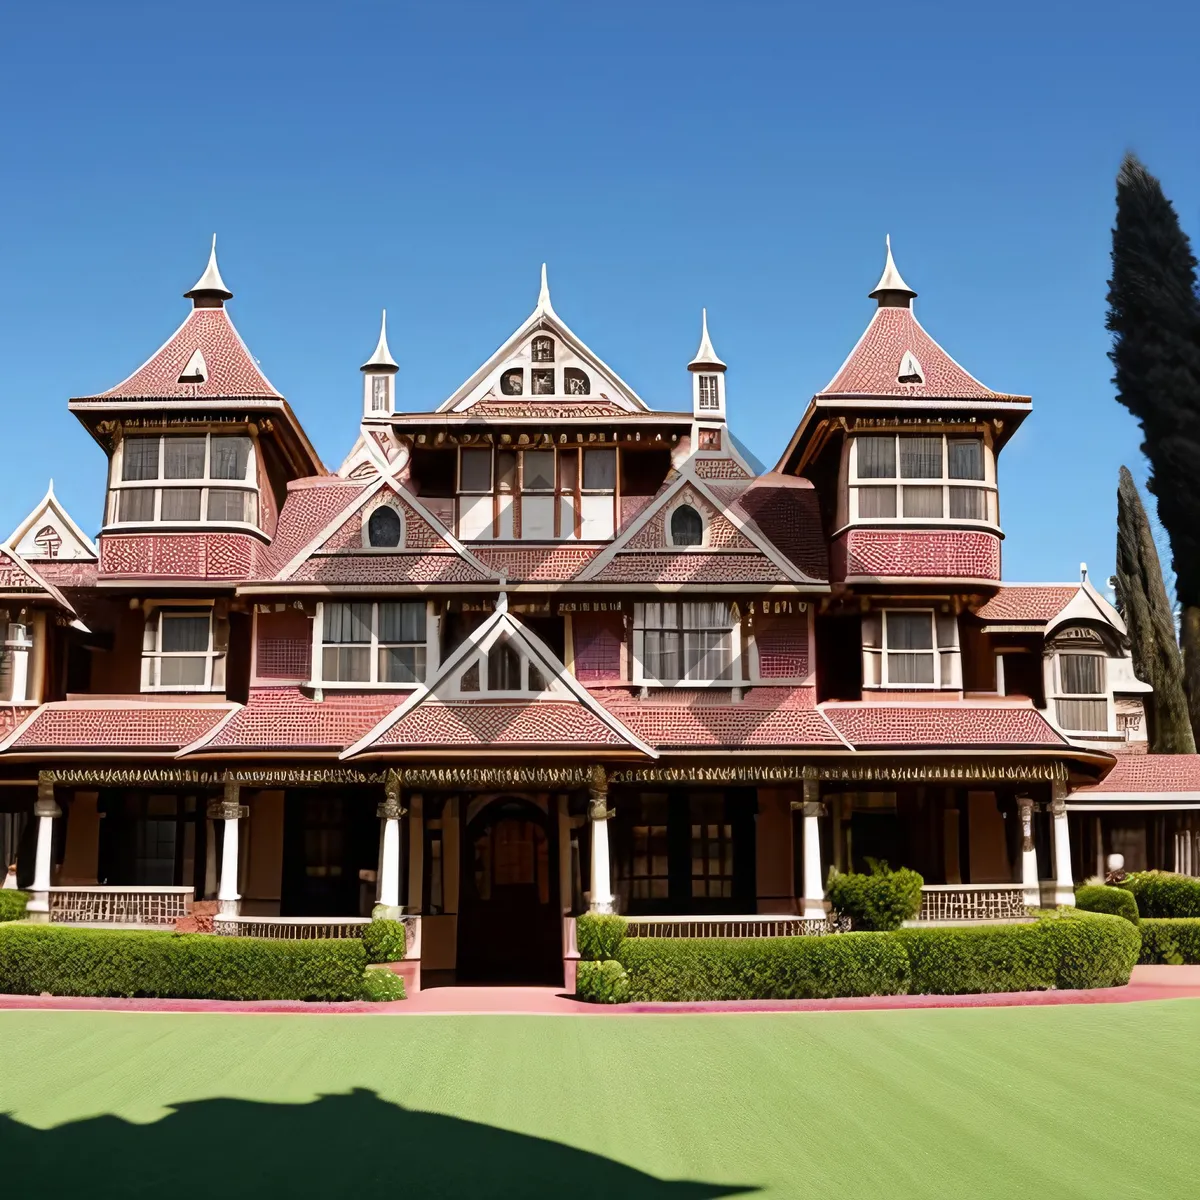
[862,609,961,689]
[110,434,257,527]
[142,607,223,691]
[1054,651,1109,732]
[320,602,426,685]
[850,434,994,524]
[635,601,737,685]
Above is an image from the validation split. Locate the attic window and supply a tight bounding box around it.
[367,505,403,548]
[531,336,555,363]
[34,525,62,558]
[178,349,207,384]
[564,367,590,396]
[488,639,521,690]
[531,369,554,396]
[670,504,704,547]
[897,351,923,385]
[501,370,524,396]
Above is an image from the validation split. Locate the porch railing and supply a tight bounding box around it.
[49,886,193,927]
[621,914,841,939]
[917,884,1029,923]
[213,915,372,940]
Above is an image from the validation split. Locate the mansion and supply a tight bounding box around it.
[0,237,1196,984]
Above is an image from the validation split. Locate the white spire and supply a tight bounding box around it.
[361,309,399,371]
[868,234,916,305]
[184,234,233,303]
[688,307,726,371]
[536,262,556,316]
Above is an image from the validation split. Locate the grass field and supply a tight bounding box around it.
[3,1001,1200,1198]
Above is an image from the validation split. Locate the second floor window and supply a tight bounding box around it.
[1054,651,1108,732]
[862,609,961,689]
[111,434,257,528]
[142,607,224,691]
[320,601,426,685]
[635,601,737,684]
[850,434,993,524]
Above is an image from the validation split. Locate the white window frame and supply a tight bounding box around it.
[848,433,997,528]
[633,601,742,688]
[141,604,222,693]
[697,375,721,411]
[108,433,260,531]
[866,608,960,690]
[1051,649,1112,735]
[313,601,429,689]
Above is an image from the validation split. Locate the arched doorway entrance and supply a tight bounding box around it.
[457,797,561,984]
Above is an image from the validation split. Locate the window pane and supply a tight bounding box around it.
[948,439,984,480]
[488,640,521,689]
[522,451,555,491]
[948,487,985,520]
[1056,698,1108,731]
[887,652,936,685]
[1061,654,1105,694]
[322,646,370,682]
[643,629,680,680]
[887,612,934,650]
[379,646,426,684]
[857,486,897,518]
[164,438,206,479]
[378,602,425,644]
[670,505,704,546]
[856,436,896,479]
[682,601,731,629]
[902,485,943,518]
[119,489,155,522]
[211,436,251,480]
[496,451,517,493]
[899,436,943,479]
[684,630,732,681]
[122,437,160,481]
[583,448,616,490]
[367,506,403,547]
[324,602,371,644]
[207,489,249,522]
[160,488,202,520]
[159,656,207,687]
[161,614,210,653]
[460,448,492,492]
[558,449,578,491]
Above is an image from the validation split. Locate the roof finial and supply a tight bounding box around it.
[1080,562,1089,583]
[537,262,555,314]
[688,307,727,372]
[361,308,399,372]
[868,234,917,307]
[184,233,233,306]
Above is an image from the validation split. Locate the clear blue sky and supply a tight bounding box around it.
[3,0,1198,585]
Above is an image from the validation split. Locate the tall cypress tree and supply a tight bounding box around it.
[1115,466,1195,753]
[1107,153,1200,740]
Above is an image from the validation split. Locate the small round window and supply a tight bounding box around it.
[670,504,704,547]
[367,505,403,548]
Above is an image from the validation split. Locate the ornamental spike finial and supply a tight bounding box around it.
[868,233,917,307]
[361,308,399,372]
[537,262,556,314]
[184,233,233,305]
[688,306,726,371]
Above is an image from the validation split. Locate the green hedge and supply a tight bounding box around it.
[361,919,409,964]
[576,959,631,1004]
[1122,872,1200,918]
[0,891,27,923]
[362,966,408,1001]
[0,925,367,1001]
[1137,918,1200,964]
[1074,884,1140,925]
[577,914,627,961]
[613,933,911,1002]
[825,863,923,931]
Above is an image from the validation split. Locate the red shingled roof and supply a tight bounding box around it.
[734,475,829,581]
[200,688,401,751]
[821,702,1065,748]
[820,307,1028,401]
[975,586,1079,622]
[1075,755,1200,795]
[6,702,234,752]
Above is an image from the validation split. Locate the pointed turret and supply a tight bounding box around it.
[868,235,917,308]
[183,234,233,307]
[362,309,399,418]
[361,309,399,371]
[688,308,727,421]
[687,308,726,371]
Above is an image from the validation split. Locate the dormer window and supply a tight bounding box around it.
[531,369,554,396]
[1053,650,1109,732]
[367,505,403,548]
[849,433,993,525]
[453,634,554,695]
[897,351,923,384]
[488,639,521,689]
[564,367,590,395]
[501,370,524,396]
[669,504,704,547]
[531,336,555,363]
[110,434,257,528]
[178,349,207,384]
[698,375,720,410]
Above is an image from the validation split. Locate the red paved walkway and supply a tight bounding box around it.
[0,965,1198,1016]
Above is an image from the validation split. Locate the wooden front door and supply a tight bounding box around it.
[457,798,561,984]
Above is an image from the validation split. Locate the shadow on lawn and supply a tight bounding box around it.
[0,1087,755,1198]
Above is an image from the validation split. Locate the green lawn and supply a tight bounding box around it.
[3,1001,1200,1198]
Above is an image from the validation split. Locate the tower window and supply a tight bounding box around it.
[178,348,207,384]
[531,336,555,363]
[698,375,720,410]
[670,504,704,547]
[850,434,992,526]
[367,505,403,548]
[371,376,390,412]
[501,369,524,396]
[897,351,924,384]
[531,369,555,395]
[564,367,590,395]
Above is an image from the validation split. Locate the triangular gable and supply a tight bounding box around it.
[0,543,75,613]
[578,468,821,585]
[8,482,98,562]
[436,280,650,414]
[1046,570,1127,638]
[343,596,655,758]
[275,474,500,584]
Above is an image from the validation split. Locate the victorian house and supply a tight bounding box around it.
[1,237,1195,984]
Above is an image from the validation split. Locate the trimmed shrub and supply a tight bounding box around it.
[575,959,631,1004]
[1039,909,1141,989]
[1075,884,1140,925]
[613,933,910,1002]
[361,919,410,964]
[0,926,367,1001]
[825,862,923,931]
[1137,918,1200,964]
[362,967,407,1002]
[577,913,628,961]
[1122,871,1200,918]
[0,891,27,923]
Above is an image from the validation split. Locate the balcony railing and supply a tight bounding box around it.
[621,914,842,939]
[49,885,193,927]
[917,884,1029,923]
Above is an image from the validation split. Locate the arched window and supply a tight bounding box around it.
[367,506,403,548]
[563,367,590,396]
[501,369,524,396]
[488,639,521,690]
[531,336,555,363]
[670,504,704,547]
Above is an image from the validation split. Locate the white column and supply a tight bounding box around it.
[1018,795,1040,908]
[1051,781,1075,906]
[10,625,30,703]
[587,766,615,914]
[27,774,61,918]
[795,775,826,919]
[376,770,406,916]
[210,778,247,916]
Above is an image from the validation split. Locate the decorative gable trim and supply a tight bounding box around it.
[8,481,98,562]
[0,541,75,613]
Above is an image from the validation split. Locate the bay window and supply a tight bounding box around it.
[634,601,738,685]
[863,610,961,689]
[1054,652,1109,732]
[850,434,995,525]
[142,607,224,692]
[320,601,426,685]
[110,434,258,528]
